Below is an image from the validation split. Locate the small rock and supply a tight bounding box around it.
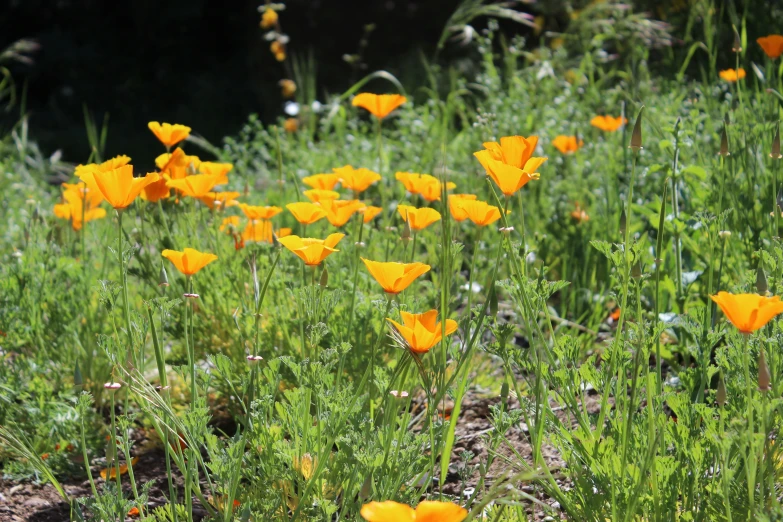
[23,496,51,507]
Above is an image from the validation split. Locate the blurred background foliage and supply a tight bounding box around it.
[0,0,782,170]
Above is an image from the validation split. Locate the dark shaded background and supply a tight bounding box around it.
[0,0,482,166]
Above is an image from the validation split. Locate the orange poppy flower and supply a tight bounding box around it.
[239,203,283,220]
[148,122,191,149]
[166,174,226,198]
[278,233,344,266]
[570,202,589,223]
[279,79,296,98]
[710,292,783,334]
[552,135,584,154]
[198,161,233,181]
[75,155,132,178]
[419,180,456,202]
[156,148,201,180]
[302,173,340,190]
[590,116,626,132]
[719,68,746,82]
[395,172,437,194]
[61,181,104,210]
[387,309,458,353]
[128,507,140,517]
[303,189,340,203]
[242,220,274,244]
[321,199,365,227]
[220,216,240,232]
[360,500,467,522]
[277,228,292,238]
[284,118,299,133]
[162,248,218,276]
[397,204,441,231]
[361,258,430,294]
[361,205,382,223]
[286,202,327,224]
[100,457,139,480]
[351,93,407,119]
[474,136,547,196]
[54,191,106,231]
[141,176,171,203]
[260,7,278,28]
[448,194,478,222]
[455,199,502,227]
[92,166,160,210]
[333,165,382,193]
[197,191,240,210]
[758,35,783,59]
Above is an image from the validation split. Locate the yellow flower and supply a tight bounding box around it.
[54,189,106,231]
[278,233,344,266]
[260,7,278,29]
[148,122,191,149]
[239,204,283,220]
[419,180,456,202]
[286,202,327,224]
[242,220,275,244]
[361,205,382,223]
[570,202,589,223]
[162,248,218,276]
[387,310,458,354]
[397,204,441,231]
[719,68,746,82]
[551,135,584,154]
[395,172,455,201]
[333,165,382,193]
[361,258,430,295]
[198,161,233,181]
[303,189,340,203]
[456,199,502,227]
[283,118,299,133]
[351,93,407,119]
[279,79,297,98]
[448,194,478,222]
[590,116,626,132]
[167,174,226,198]
[710,292,783,334]
[61,181,104,209]
[758,35,783,59]
[220,216,240,232]
[75,155,132,179]
[321,199,365,227]
[198,191,240,210]
[140,176,171,203]
[302,173,340,190]
[92,165,160,209]
[156,148,201,180]
[360,500,467,522]
[474,136,547,196]
[99,457,139,480]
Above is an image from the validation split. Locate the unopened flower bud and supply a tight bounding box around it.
[319,267,328,288]
[716,375,727,407]
[771,124,782,159]
[246,355,264,366]
[719,230,732,239]
[401,216,412,243]
[104,382,122,391]
[628,106,644,151]
[183,293,200,299]
[757,263,768,295]
[158,266,170,287]
[732,25,742,53]
[499,226,514,236]
[389,390,409,398]
[718,126,730,157]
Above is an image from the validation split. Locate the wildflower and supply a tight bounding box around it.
[75,155,132,179]
[360,500,467,522]
[333,165,382,193]
[167,173,226,198]
[361,259,430,294]
[570,202,589,223]
[590,116,626,132]
[293,453,316,480]
[283,118,299,133]
[387,309,458,353]
[456,199,502,227]
[247,355,264,365]
[448,194,478,222]
[719,68,746,82]
[220,216,240,232]
[198,161,233,181]
[395,172,438,194]
[361,205,382,223]
[92,165,160,210]
[303,173,340,190]
[286,202,327,224]
[719,230,732,239]
[162,248,218,277]
[54,188,106,230]
[351,93,407,119]
[271,41,286,61]
[419,179,456,202]
[198,191,240,210]
[321,199,365,227]
[279,79,296,97]
[758,35,783,59]
[242,220,275,244]
[156,148,201,180]
[552,135,584,154]
[140,176,171,203]
[61,181,104,209]
[99,457,139,480]
[710,292,783,334]
[397,204,441,231]
[148,122,191,149]
[239,204,283,220]
[278,233,343,265]
[260,7,278,28]
[303,189,340,203]
[128,507,140,517]
[474,136,547,196]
